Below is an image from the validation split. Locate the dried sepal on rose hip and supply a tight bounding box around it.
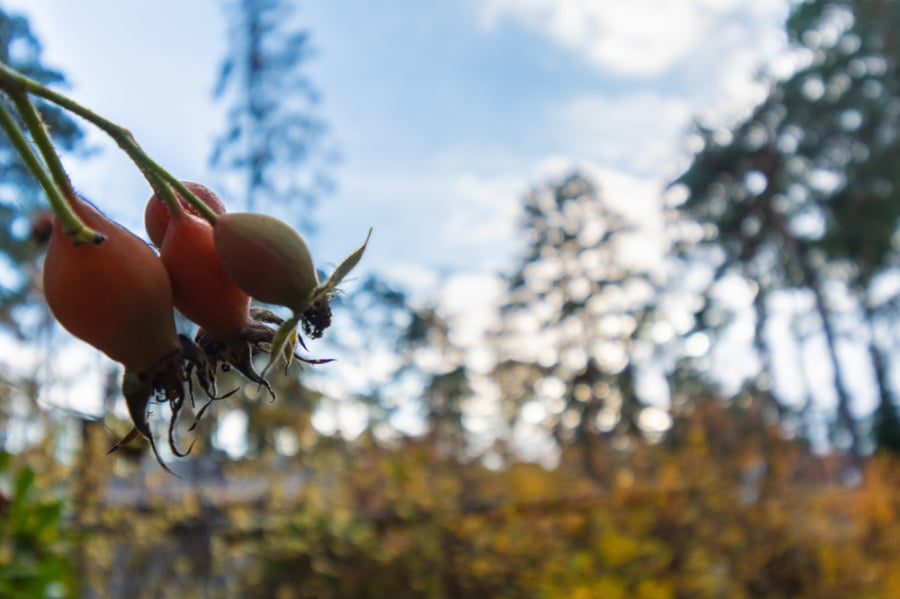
[212,211,371,374]
[42,195,214,473]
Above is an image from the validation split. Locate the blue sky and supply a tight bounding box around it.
[1,1,796,433]
[5,0,790,282]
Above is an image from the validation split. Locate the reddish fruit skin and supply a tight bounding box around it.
[144,182,226,247]
[160,211,251,339]
[213,212,318,311]
[42,198,180,372]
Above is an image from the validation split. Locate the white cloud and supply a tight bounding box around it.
[442,173,527,264]
[478,0,788,79]
[433,157,666,300]
[479,0,702,76]
[503,155,664,225]
[555,92,694,178]
[439,273,504,347]
[431,158,666,355]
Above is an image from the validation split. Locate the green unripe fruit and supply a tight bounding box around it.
[213,212,318,312]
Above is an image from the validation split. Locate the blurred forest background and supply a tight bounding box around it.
[2,0,900,597]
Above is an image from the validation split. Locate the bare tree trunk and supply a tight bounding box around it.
[751,283,776,393]
[865,302,900,452]
[794,243,860,456]
[753,147,859,456]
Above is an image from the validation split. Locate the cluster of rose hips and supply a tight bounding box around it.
[0,62,370,472]
[41,182,369,473]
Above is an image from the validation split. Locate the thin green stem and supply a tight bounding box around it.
[148,172,184,220]
[9,88,76,199]
[0,95,103,244]
[0,62,219,224]
[168,179,213,220]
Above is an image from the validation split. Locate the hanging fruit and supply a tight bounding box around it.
[157,202,252,341]
[42,195,209,473]
[212,211,370,375]
[144,181,226,247]
[213,212,319,312]
[43,196,180,373]
[0,62,372,472]
[150,186,282,395]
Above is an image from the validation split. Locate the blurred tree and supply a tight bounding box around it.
[491,173,665,476]
[202,0,336,458]
[325,275,414,432]
[400,304,470,456]
[211,0,331,230]
[323,275,472,456]
[0,8,85,337]
[674,0,900,455]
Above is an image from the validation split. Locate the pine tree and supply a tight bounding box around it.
[211,0,330,230]
[492,173,662,473]
[674,0,900,454]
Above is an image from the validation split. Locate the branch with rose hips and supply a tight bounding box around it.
[0,61,370,473]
